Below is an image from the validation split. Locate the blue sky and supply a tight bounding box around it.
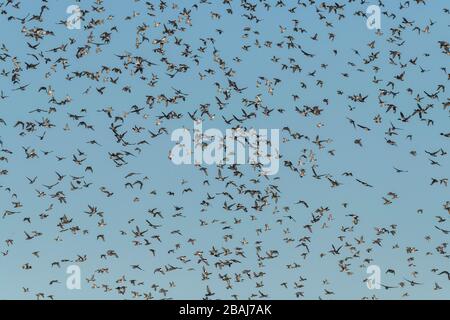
[0,0,449,299]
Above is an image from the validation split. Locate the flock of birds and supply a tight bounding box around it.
[0,0,449,300]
